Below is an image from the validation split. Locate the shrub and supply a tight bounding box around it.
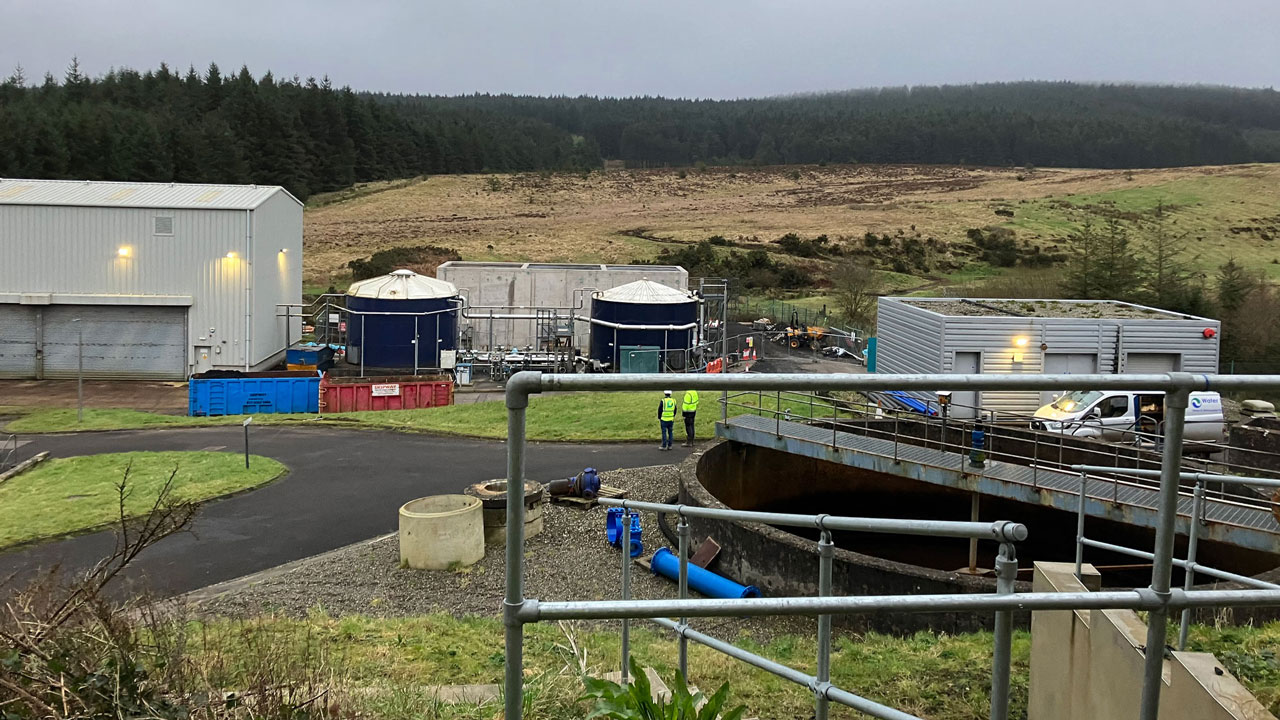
[347,245,463,280]
[580,657,746,720]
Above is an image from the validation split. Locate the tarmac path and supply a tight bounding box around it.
[0,426,675,596]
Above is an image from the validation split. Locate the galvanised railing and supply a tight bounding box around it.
[503,372,1280,720]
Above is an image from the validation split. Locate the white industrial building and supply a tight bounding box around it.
[0,179,302,379]
[876,297,1221,417]
[436,261,688,350]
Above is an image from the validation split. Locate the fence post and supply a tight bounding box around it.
[990,542,1018,720]
[815,528,834,720]
[1178,482,1206,651]
[776,391,782,435]
[1138,390,1188,720]
[1075,472,1087,581]
[621,509,632,685]
[678,512,691,681]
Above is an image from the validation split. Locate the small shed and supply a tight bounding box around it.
[875,297,1221,417]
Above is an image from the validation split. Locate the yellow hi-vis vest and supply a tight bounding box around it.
[682,390,700,413]
[661,397,677,421]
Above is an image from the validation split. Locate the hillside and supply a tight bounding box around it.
[303,162,1280,290]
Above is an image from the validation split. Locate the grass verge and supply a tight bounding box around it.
[5,391,854,442]
[0,451,286,548]
[184,612,1280,719]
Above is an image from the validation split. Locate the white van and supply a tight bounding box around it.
[1031,390,1225,447]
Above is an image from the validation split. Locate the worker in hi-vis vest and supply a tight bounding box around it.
[681,389,700,446]
[658,390,677,450]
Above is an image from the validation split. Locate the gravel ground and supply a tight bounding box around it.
[194,461,813,638]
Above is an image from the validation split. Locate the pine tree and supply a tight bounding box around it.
[1140,203,1198,311]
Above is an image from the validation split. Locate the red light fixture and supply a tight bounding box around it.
[1203,328,1217,339]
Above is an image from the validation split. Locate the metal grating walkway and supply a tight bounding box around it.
[722,414,1280,551]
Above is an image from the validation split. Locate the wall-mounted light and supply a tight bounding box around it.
[279,248,288,254]
[226,251,237,259]
[1013,336,1029,348]
[117,246,131,257]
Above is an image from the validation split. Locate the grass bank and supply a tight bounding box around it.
[183,612,1280,719]
[0,451,285,548]
[5,391,852,442]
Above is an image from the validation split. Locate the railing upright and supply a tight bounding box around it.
[621,509,633,686]
[1178,483,1206,651]
[990,543,1018,720]
[677,512,691,681]
[1075,473,1087,581]
[815,528,834,720]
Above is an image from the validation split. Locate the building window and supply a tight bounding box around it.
[154,216,174,236]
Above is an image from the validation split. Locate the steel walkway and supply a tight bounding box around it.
[721,414,1280,553]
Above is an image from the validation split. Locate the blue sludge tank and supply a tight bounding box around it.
[345,269,459,368]
[588,279,698,371]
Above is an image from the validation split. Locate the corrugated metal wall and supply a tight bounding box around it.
[0,197,299,375]
[0,306,37,377]
[875,297,945,374]
[877,298,1222,416]
[437,263,688,350]
[250,193,304,367]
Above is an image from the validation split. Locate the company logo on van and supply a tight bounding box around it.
[1190,396,1219,410]
[1191,397,1202,409]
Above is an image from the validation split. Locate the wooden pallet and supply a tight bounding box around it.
[549,483,627,509]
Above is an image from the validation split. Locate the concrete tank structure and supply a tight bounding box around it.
[588,280,699,371]
[346,269,459,369]
[398,495,485,570]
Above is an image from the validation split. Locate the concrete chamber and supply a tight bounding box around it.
[398,495,485,570]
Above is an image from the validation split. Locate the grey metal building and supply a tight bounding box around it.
[436,261,688,350]
[876,297,1221,417]
[0,179,302,379]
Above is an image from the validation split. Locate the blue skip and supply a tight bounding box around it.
[650,547,761,599]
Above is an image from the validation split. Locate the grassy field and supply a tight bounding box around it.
[303,163,1280,290]
[184,612,1280,719]
[0,451,286,548]
[5,391,849,441]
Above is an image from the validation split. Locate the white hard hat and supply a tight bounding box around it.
[664,390,672,395]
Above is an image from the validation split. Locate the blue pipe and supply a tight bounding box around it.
[651,547,762,599]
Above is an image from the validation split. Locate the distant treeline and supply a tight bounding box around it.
[0,61,600,200]
[3,62,1280,200]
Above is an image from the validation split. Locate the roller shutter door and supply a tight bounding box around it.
[1124,352,1180,374]
[43,306,187,380]
[0,306,38,378]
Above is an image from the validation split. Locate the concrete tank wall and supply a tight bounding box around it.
[680,443,1027,634]
[437,262,688,350]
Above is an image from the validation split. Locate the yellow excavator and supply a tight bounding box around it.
[780,311,828,349]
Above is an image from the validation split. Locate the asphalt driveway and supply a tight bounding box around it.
[0,426,676,596]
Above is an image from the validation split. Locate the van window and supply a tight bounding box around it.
[1052,390,1102,412]
[1100,395,1129,418]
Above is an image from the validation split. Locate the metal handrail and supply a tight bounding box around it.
[504,372,1280,720]
[719,390,1280,517]
[595,498,1022,720]
[719,393,1280,526]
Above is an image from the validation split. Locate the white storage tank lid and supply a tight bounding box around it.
[597,279,694,305]
[346,269,458,300]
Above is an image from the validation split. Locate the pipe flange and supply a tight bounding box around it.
[465,480,545,510]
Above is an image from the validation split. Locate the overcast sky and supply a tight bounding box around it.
[2,0,1277,98]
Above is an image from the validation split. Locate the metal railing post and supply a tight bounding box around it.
[621,509,633,686]
[990,542,1018,720]
[815,528,834,720]
[503,382,531,720]
[1178,482,1206,651]
[776,391,782,435]
[969,494,980,574]
[1075,472,1087,581]
[894,413,900,462]
[1138,389,1188,720]
[678,512,691,681]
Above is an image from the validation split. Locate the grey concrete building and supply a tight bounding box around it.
[876,297,1221,417]
[436,261,688,350]
[0,179,302,379]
